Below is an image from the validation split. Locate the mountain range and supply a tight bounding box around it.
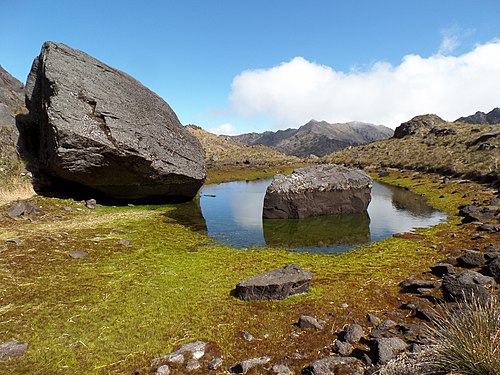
[455,107,500,125]
[231,120,394,157]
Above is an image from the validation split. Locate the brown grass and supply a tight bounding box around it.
[322,122,500,181]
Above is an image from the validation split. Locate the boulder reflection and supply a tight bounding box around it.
[263,211,371,249]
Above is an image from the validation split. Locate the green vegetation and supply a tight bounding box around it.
[0,168,497,374]
[428,295,500,375]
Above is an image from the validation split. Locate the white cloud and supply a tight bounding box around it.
[438,25,461,55]
[207,123,239,135]
[228,41,500,129]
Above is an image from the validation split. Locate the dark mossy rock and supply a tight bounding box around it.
[24,42,206,202]
[235,264,312,301]
[393,114,445,139]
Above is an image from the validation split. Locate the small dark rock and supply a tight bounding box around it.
[477,223,500,232]
[235,264,312,301]
[208,358,223,370]
[156,365,170,375]
[272,364,292,375]
[301,356,364,375]
[8,201,46,218]
[5,238,21,245]
[457,270,494,286]
[343,323,364,344]
[69,250,89,259]
[442,275,491,304]
[240,331,254,341]
[457,250,486,268]
[119,239,131,246]
[332,339,353,356]
[370,337,406,365]
[399,279,440,293]
[185,358,200,371]
[85,199,97,209]
[430,263,455,276]
[229,356,271,374]
[0,340,28,359]
[366,312,382,326]
[298,315,325,330]
[415,308,438,322]
[485,258,500,281]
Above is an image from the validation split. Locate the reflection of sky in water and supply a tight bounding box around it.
[199,179,446,252]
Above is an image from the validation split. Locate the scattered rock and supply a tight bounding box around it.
[5,238,21,245]
[185,358,201,371]
[430,262,455,276]
[208,357,223,370]
[370,337,407,365]
[156,364,170,375]
[24,41,206,202]
[301,356,364,375]
[366,313,382,326]
[85,199,97,209]
[7,201,46,218]
[399,279,441,293]
[119,239,131,247]
[485,258,500,282]
[235,264,313,301]
[442,275,490,304]
[456,270,494,286]
[240,331,254,341]
[457,250,486,268]
[263,164,372,219]
[477,223,500,232]
[458,205,498,223]
[69,250,89,259]
[0,340,28,359]
[229,356,271,374]
[298,315,325,330]
[272,364,292,375]
[343,323,364,344]
[151,340,208,367]
[414,308,438,322]
[332,339,353,356]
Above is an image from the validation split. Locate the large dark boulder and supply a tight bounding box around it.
[393,114,445,139]
[24,42,206,202]
[235,264,312,301]
[263,164,372,219]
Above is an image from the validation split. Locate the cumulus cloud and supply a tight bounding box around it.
[229,41,500,129]
[207,123,239,135]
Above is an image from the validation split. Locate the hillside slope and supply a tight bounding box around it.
[322,115,500,182]
[0,65,26,160]
[232,120,393,157]
[186,125,299,166]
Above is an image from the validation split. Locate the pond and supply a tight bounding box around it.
[194,178,446,253]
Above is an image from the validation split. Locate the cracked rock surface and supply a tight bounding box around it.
[24,41,206,202]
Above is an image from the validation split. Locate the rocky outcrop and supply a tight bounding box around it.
[455,107,500,124]
[263,165,372,219]
[232,120,393,157]
[24,41,206,202]
[235,264,313,301]
[393,114,445,139]
[0,66,26,160]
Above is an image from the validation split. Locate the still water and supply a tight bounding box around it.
[196,179,446,253]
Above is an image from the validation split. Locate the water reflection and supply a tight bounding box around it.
[195,178,446,252]
[263,212,370,251]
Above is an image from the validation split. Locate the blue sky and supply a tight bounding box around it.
[1,1,499,133]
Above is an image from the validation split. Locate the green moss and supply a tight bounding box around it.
[0,170,494,374]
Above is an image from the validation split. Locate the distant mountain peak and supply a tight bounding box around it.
[231,120,393,157]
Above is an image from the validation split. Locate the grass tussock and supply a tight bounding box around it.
[427,295,500,375]
[0,158,35,206]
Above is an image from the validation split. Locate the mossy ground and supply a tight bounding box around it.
[0,167,498,374]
